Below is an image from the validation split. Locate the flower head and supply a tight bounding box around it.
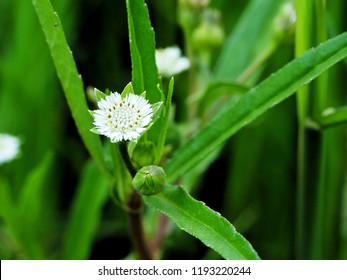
[91,92,153,143]
[155,46,190,77]
[0,133,20,165]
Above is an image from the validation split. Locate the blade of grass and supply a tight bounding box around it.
[295,0,333,259]
[213,0,286,81]
[165,32,347,183]
[0,180,44,259]
[32,0,110,180]
[17,152,54,246]
[63,161,109,259]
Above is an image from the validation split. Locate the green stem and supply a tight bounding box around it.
[295,0,312,259]
[340,159,347,259]
[296,0,330,259]
[118,142,153,259]
[127,190,154,260]
[119,142,137,177]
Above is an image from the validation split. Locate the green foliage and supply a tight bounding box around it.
[0,153,54,259]
[126,0,161,103]
[144,184,260,260]
[1,0,346,260]
[213,0,286,80]
[63,161,109,259]
[165,32,347,183]
[32,0,110,180]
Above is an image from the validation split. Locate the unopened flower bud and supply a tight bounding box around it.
[131,142,156,169]
[192,10,224,51]
[133,165,166,196]
[178,0,209,31]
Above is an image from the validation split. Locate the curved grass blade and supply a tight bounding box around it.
[63,161,109,259]
[32,0,110,179]
[144,184,260,260]
[165,32,347,182]
[213,0,286,80]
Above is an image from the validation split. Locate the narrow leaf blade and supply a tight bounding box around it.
[126,0,161,103]
[165,32,347,182]
[213,0,286,80]
[144,185,260,260]
[63,161,109,259]
[32,0,109,178]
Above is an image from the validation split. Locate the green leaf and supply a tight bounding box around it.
[18,152,54,237]
[165,32,347,182]
[213,0,286,80]
[0,180,22,251]
[0,180,44,259]
[94,88,107,102]
[126,0,161,103]
[121,82,135,97]
[32,0,110,180]
[151,101,164,125]
[63,161,109,259]
[144,184,260,260]
[154,78,174,164]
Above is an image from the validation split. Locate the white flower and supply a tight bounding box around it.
[91,92,153,143]
[155,46,190,77]
[0,133,20,165]
[274,2,296,34]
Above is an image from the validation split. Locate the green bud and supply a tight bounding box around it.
[133,165,166,196]
[192,9,224,51]
[130,142,156,169]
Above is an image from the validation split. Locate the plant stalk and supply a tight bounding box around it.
[296,0,330,259]
[127,190,154,260]
[119,142,154,259]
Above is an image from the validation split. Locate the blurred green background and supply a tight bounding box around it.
[0,0,346,259]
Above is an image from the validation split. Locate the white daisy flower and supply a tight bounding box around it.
[0,133,20,165]
[91,92,153,143]
[155,46,190,77]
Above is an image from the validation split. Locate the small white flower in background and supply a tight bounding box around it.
[155,46,190,77]
[91,92,153,143]
[0,133,20,165]
[274,1,296,34]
